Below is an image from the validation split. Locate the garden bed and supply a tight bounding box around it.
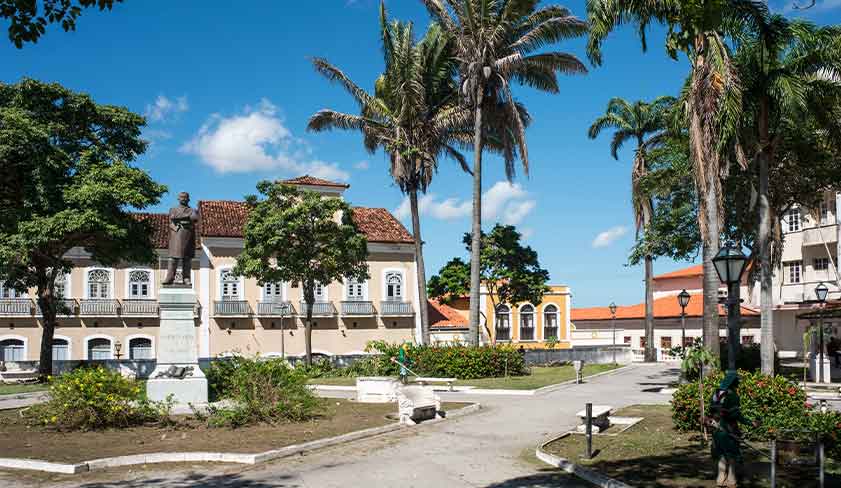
[0,399,470,463]
[542,405,839,487]
[0,383,48,396]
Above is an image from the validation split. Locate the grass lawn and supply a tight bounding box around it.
[0,383,48,396]
[307,364,622,390]
[543,405,839,487]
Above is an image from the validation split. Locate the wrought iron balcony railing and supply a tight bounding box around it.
[0,299,33,316]
[341,301,375,316]
[120,299,159,316]
[79,299,120,316]
[299,301,336,317]
[36,298,78,316]
[213,300,252,316]
[257,301,296,316]
[379,300,413,316]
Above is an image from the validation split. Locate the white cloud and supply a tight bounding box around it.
[782,0,841,13]
[354,160,370,170]
[592,226,628,249]
[180,99,349,180]
[392,180,536,225]
[145,95,188,122]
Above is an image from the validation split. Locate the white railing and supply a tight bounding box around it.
[299,301,336,316]
[0,299,32,316]
[379,301,413,316]
[213,300,252,316]
[120,299,159,316]
[341,301,375,315]
[37,298,77,316]
[257,301,295,316]
[79,299,120,316]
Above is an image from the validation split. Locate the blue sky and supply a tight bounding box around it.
[2,0,839,308]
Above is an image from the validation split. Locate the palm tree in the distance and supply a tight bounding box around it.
[423,0,588,344]
[588,96,674,363]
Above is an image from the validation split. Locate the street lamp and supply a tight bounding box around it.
[815,282,829,383]
[712,244,749,372]
[677,289,691,356]
[609,302,618,364]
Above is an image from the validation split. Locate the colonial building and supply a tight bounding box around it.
[0,176,422,364]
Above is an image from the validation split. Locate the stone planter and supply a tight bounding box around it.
[356,377,398,403]
[776,439,816,466]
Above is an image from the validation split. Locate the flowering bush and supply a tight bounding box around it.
[365,341,527,379]
[25,365,171,431]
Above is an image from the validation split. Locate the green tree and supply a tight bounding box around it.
[232,182,369,366]
[308,2,471,345]
[587,0,767,361]
[1,0,123,48]
[428,224,550,342]
[588,96,674,363]
[423,0,587,345]
[0,78,166,376]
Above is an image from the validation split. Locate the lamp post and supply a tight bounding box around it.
[114,341,123,361]
[712,244,749,373]
[815,282,829,383]
[678,290,691,357]
[609,302,617,364]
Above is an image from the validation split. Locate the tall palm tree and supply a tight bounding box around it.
[308,2,470,344]
[423,0,588,344]
[734,16,841,374]
[587,0,767,361]
[588,96,674,362]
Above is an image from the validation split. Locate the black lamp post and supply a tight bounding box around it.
[677,289,691,356]
[815,282,829,383]
[712,244,749,373]
[609,302,617,364]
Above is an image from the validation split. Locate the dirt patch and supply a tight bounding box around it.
[0,400,472,464]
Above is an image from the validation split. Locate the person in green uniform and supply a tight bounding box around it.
[709,371,755,487]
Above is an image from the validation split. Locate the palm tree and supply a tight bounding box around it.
[588,96,674,363]
[423,0,588,345]
[308,2,471,344]
[734,15,841,374]
[587,0,768,361]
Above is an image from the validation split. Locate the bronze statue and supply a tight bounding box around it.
[162,192,198,285]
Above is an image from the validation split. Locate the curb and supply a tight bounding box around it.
[533,364,632,395]
[535,434,634,488]
[0,403,481,475]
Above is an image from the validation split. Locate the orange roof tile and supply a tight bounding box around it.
[653,264,704,280]
[350,207,413,244]
[132,212,199,250]
[428,299,468,329]
[571,292,758,321]
[280,175,350,189]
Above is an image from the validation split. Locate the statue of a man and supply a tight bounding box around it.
[162,192,198,285]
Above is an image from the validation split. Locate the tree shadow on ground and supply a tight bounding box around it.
[75,471,299,488]
[480,468,591,488]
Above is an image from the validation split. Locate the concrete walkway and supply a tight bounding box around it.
[1,364,680,488]
[0,391,48,411]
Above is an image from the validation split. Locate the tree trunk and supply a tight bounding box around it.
[642,200,656,362]
[409,188,430,345]
[702,194,721,362]
[36,285,56,378]
[758,95,774,375]
[303,284,314,366]
[468,84,485,346]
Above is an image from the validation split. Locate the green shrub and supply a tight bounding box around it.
[25,365,171,431]
[207,356,320,428]
[365,341,527,379]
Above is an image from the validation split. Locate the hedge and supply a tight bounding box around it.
[364,341,528,379]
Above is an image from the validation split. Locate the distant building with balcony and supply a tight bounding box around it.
[0,176,423,365]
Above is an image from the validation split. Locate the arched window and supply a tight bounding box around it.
[519,305,535,341]
[0,339,24,361]
[543,304,559,340]
[220,269,240,300]
[385,272,403,301]
[495,305,511,341]
[129,337,153,360]
[87,337,112,360]
[87,269,111,299]
[128,270,151,299]
[52,338,69,361]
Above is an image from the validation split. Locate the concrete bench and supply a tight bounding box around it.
[0,369,40,384]
[575,405,612,433]
[396,384,441,425]
[413,377,457,391]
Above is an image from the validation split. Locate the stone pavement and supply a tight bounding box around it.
[0,391,48,411]
[1,364,679,488]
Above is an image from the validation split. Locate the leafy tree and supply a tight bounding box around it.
[0,78,166,377]
[1,0,123,48]
[232,182,369,366]
[587,0,768,360]
[308,2,470,344]
[428,224,550,342]
[588,96,674,363]
[423,0,587,345]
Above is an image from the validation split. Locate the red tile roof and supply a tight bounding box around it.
[280,175,350,189]
[653,264,704,280]
[428,299,468,329]
[133,212,199,249]
[571,292,758,321]
[351,207,413,244]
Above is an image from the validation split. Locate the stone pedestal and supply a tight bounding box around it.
[810,354,833,384]
[356,377,398,403]
[146,286,207,405]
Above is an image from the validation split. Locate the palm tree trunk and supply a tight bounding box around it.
[642,201,656,362]
[702,185,721,362]
[409,188,431,344]
[468,85,485,346]
[758,96,774,375]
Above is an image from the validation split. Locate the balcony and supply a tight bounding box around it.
[0,299,33,316]
[79,299,120,316]
[379,300,413,316]
[299,301,336,317]
[341,301,375,316]
[802,224,838,247]
[213,300,252,317]
[120,299,159,317]
[36,298,78,316]
[257,301,296,316]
